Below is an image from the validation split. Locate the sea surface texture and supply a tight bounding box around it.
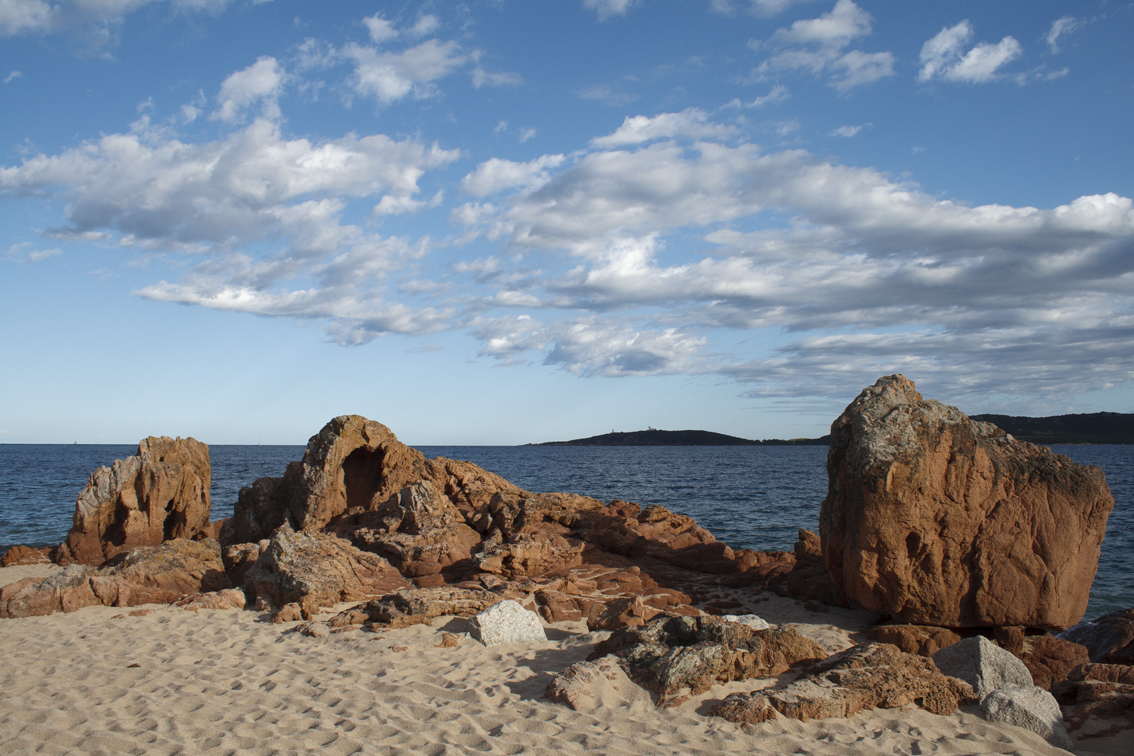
[1,443,1129,618]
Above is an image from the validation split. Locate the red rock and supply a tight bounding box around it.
[476,535,587,578]
[222,541,265,587]
[272,603,303,623]
[1,545,53,567]
[0,565,101,618]
[245,524,410,619]
[1019,634,1091,690]
[56,437,213,567]
[866,625,962,656]
[330,587,503,629]
[821,375,1114,630]
[110,538,228,596]
[587,596,662,632]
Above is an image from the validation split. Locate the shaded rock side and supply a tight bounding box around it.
[544,657,651,712]
[244,524,410,619]
[57,437,212,566]
[1018,634,1091,690]
[710,643,975,725]
[327,587,503,629]
[221,415,521,545]
[821,374,1114,629]
[867,624,962,657]
[1060,608,1134,664]
[591,614,827,707]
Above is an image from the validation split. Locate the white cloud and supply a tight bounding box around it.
[583,0,640,22]
[0,0,235,43]
[4,70,22,83]
[919,21,1023,83]
[754,0,894,92]
[713,0,817,17]
[829,123,869,137]
[344,38,467,103]
[1046,16,1084,54]
[3,242,61,262]
[519,127,537,143]
[722,84,789,108]
[0,118,460,341]
[212,56,285,123]
[591,108,740,148]
[461,154,567,198]
[362,14,397,44]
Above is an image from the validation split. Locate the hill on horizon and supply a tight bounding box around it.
[534,429,829,446]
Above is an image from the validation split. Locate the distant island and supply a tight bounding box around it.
[535,411,1134,446]
[971,412,1134,445]
[534,429,830,446]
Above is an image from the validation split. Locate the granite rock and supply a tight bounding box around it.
[932,636,1034,701]
[472,599,546,646]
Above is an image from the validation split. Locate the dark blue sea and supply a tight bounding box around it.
[1,443,1129,619]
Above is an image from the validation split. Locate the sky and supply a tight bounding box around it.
[1,0,1133,445]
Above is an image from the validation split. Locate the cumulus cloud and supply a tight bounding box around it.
[344,38,467,103]
[451,111,1134,402]
[461,154,567,197]
[0,0,235,45]
[583,0,640,22]
[919,20,1022,83]
[591,108,740,147]
[212,56,285,122]
[0,117,460,341]
[753,0,894,92]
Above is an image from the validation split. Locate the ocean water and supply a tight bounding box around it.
[0,442,1129,619]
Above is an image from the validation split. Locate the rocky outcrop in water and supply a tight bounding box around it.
[821,374,1114,630]
[56,437,212,567]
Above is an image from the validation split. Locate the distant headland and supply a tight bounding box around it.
[533,429,830,446]
[535,411,1134,446]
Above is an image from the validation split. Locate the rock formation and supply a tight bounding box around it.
[821,374,1114,629]
[1060,608,1134,663]
[472,599,547,646]
[56,436,212,566]
[244,524,410,619]
[1,539,226,618]
[590,614,827,707]
[220,415,521,545]
[709,642,974,724]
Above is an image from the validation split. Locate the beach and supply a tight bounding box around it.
[2,563,1124,756]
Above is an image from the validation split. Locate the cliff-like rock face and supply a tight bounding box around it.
[820,375,1114,630]
[56,437,212,566]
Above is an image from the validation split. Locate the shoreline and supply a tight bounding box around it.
[4,562,1124,756]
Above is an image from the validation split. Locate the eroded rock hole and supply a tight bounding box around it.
[342,447,388,511]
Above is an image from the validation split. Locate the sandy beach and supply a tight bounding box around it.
[3,563,1125,756]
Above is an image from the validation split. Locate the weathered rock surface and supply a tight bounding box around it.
[722,614,770,630]
[821,374,1114,629]
[932,636,1034,701]
[710,643,975,725]
[981,685,1075,750]
[57,437,213,566]
[544,656,650,712]
[1,545,54,567]
[1061,608,1134,664]
[244,524,410,619]
[866,625,962,657]
[221,416,521,545]
[591,614,827,706]
[1,539,226,618]
[1018,634,1091,690]
[176,588,247,612]
[472,599,546,646]
[327,587,503,629]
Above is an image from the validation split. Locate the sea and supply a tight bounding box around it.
[1,443,1129,620]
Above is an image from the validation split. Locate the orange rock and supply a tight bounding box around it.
[821,375,1114,630]
[866,625,962,656]
[56,437,212,566]
[1,545,53,567]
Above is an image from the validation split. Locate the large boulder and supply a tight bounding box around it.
[221,415,520,545]
[932,636,1034,700]
[56,437,212,566]
[244,524,410,619]
[821,375,1114,629]
[981,685,1075,751]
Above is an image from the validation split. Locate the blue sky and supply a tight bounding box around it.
[1,0,1132,445]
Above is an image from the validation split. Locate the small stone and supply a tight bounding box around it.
[298,621,328,638]
[981,685,1075,751]
[435,633,461,648]
[391,645,409,652]
[472,599,546,646]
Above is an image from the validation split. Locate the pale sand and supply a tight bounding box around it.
[1,565,1125,756]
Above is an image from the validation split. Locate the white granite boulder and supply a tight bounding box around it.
[932,636,1033,700]
[723,614,770,630]
[981,685,1075,751]
[472,599,546,646]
